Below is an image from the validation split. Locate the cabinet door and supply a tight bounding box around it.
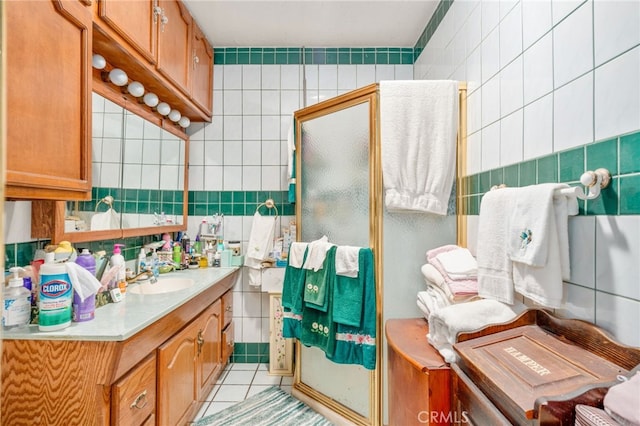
[95,0,156,64]
[156,0,192,95]
[190,23,214,115]
[197,300,223,400]
[5,0,92,200]
[157,318,199,426]
[222,321,234,365]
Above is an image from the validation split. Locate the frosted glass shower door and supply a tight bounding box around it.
[297,91,376,422]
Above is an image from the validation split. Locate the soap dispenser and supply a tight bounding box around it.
[110,244,126,295]
[3,267,32,330]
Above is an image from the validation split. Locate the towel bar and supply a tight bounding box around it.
[256,198,279,216]
[491,168,611,201]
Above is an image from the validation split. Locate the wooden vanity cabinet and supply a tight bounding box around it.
[4,0,93,200]
[197,299,224,401]
[1,271,237,425]
[157,296,227,425]
[157,311,202,426]
[221,289,234,364]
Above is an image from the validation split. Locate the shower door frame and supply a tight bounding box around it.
[292,83,383,426]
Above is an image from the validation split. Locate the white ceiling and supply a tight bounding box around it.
[181,1,439,48]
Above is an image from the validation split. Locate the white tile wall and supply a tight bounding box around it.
[417,0,640,346]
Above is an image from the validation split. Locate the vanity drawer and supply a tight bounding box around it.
[222,321,234,363]
[222,289,233,328]
[112,353,156,426]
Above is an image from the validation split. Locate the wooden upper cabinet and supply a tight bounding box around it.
[95,0,157,64]
[5,0,92,200]
[191,23,214,115]
[93,0,213,122]
[156,0,192,96]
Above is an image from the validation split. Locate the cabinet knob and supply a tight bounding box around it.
[153,6,162,23]
[130,390,148,409]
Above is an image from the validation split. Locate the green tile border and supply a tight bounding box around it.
[460,129,640,216]
[214,47,414,65]
[229,342,270,363]
[213,1,452,65]
[188,190,293,217]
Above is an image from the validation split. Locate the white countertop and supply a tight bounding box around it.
[2,267,239,342]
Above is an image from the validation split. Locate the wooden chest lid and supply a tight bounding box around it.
[453,309,640,422]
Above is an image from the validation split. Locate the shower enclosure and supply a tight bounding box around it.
[292,83,467,425]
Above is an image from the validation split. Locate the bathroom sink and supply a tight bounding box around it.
[129,277,195,295]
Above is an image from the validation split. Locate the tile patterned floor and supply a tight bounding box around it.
[191,363,294,422]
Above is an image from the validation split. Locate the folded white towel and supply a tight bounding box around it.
[508,183,576,267]
[380,80,459,215]
[511,189,578,308]
[244,212,276,286]
[434,247,477,278]
[335,245,360,277]
[416,298,430,320]
[476,188,518,304]
[418,286,451,315]
[427,299,526,362]
[302,236,334,271]
[288,242,308,269]
[421,262,447,288]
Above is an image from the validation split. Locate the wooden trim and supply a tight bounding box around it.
[456,82,468,248]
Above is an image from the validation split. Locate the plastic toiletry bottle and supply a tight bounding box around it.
[39,252,73,331]
[137,248,147,275]
[3,267,32,330]
[110,244,127,295]
[73,250,97,322]
[172,243,182,265]
[181,233,191,265]
[76,249,96,276]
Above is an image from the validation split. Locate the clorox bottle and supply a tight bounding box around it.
[38,252,73,331]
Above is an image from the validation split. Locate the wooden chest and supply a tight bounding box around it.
[452,309,640,425]
[386,318,451,426]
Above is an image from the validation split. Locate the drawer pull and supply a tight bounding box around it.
[225,306,232,312]
[130,390,148,409]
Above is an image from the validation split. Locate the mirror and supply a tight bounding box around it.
[74,92,185,231]
[32,91,188,244]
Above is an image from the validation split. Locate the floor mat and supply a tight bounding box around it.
[194,386,335,426]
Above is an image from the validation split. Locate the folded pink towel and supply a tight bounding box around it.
[421,263,478,297]
[426,244,460,262]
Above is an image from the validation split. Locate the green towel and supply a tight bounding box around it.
[281,247,308,315]
[303,247,336,313]
[328,248,376,370]
[332,248,372,327]
[300,247,336,355]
